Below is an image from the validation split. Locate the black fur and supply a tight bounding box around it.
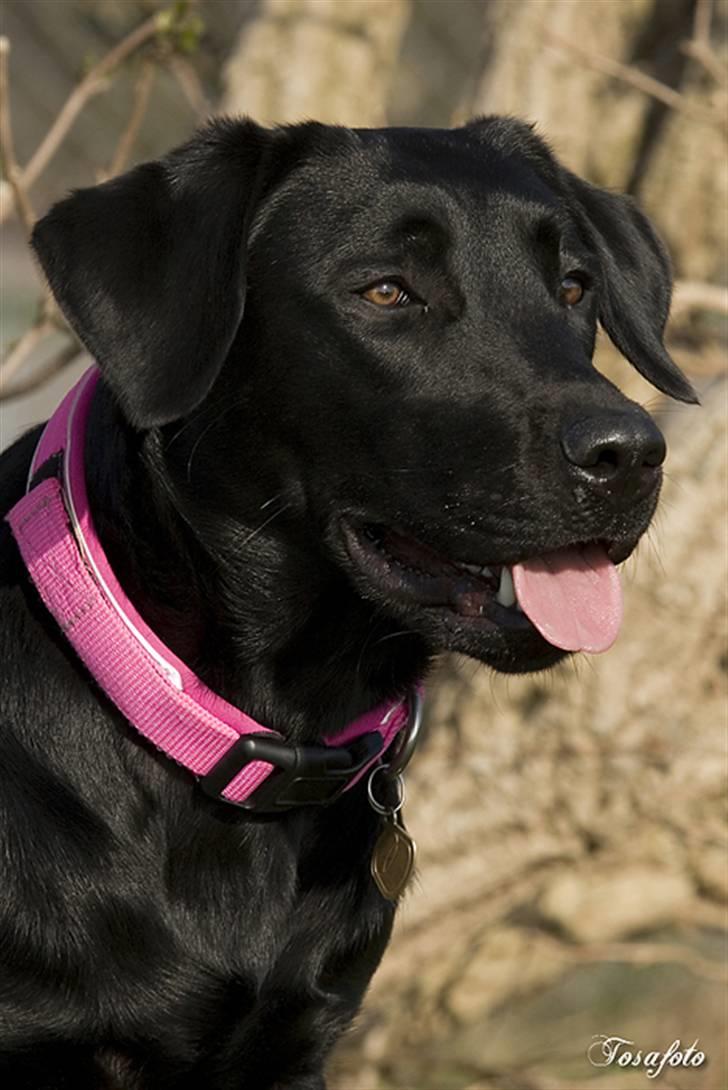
[0,117,693,1089]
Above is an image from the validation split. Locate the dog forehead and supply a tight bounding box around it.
[256,126,561,259]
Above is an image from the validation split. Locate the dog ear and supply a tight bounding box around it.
[463,118,696,404]
[32,118,273,427]
[564,173,698,404]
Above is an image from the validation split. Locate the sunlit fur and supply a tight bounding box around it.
[0,117,693,1088]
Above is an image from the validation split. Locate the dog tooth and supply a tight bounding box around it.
[457,561,494,581]
[496,566,516,608]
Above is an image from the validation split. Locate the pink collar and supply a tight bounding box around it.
[6,367,420,810]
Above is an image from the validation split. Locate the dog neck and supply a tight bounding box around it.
[85,382,430,746]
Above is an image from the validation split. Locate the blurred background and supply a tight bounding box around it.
[0,1,726,1087]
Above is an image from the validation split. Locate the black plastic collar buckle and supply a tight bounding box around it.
[199,731,385,812]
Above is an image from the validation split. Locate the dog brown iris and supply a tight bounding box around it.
[363,281,408,306]
[560,276,584,306]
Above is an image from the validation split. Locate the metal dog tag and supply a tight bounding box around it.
[371,812,416,901]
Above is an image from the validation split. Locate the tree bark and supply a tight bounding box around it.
[467,0,727,280]
[330,351,727,1089]
[217,5,728,1083]
[221,0,412,126]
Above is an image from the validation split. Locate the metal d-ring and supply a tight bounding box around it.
[367,765,405,815]
[366,690,423,815]
[385,688,424,778]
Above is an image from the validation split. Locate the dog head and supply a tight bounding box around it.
[32,117,695,675]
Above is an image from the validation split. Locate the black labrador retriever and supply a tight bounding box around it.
[0,116,695,1089]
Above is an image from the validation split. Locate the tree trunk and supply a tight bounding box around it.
[221,0,412,126]
[467,0,727,280]
[217,4,727,1083]
[330,353,727,1089]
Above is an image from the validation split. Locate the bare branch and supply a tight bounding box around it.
[103,58,157,180]
[1,289,64,385]
[0,36,36,232]
[0,342,84,402]
[672,279,728,316]
[0,8,210,396]
[681,38,728,88]
[168,54,211,121]
[693,0,714,51]
[546,30,725,129]
[21,13,162,194]
[684,0,726,87]
[0,320,55,392]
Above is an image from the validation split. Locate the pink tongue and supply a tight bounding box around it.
[511,543,623,653]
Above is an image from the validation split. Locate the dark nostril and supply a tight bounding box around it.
[561,412,666,494]
[590,445,621,474]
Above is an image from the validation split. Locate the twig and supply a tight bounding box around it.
[0,342,84,402]
[103,58,156,180]
[0,319,55,390]
[1,288,62,381]
[546,30,724,128]
[0,37,36,232]
[693,0,714,51]
[0,8,209,398]
[21,13,161,192]
[672,280,728,316]
[685,0,726,87]
[681,39,728,88]
[168,54,211,120]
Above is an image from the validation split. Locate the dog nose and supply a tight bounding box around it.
[561,411,666,500]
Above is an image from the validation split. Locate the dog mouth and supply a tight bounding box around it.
[341,519,625,655]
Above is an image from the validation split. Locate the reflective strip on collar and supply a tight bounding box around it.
[6,367,415,806]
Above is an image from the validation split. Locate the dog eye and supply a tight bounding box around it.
[560,275,586,307]
[361,280,413,307]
